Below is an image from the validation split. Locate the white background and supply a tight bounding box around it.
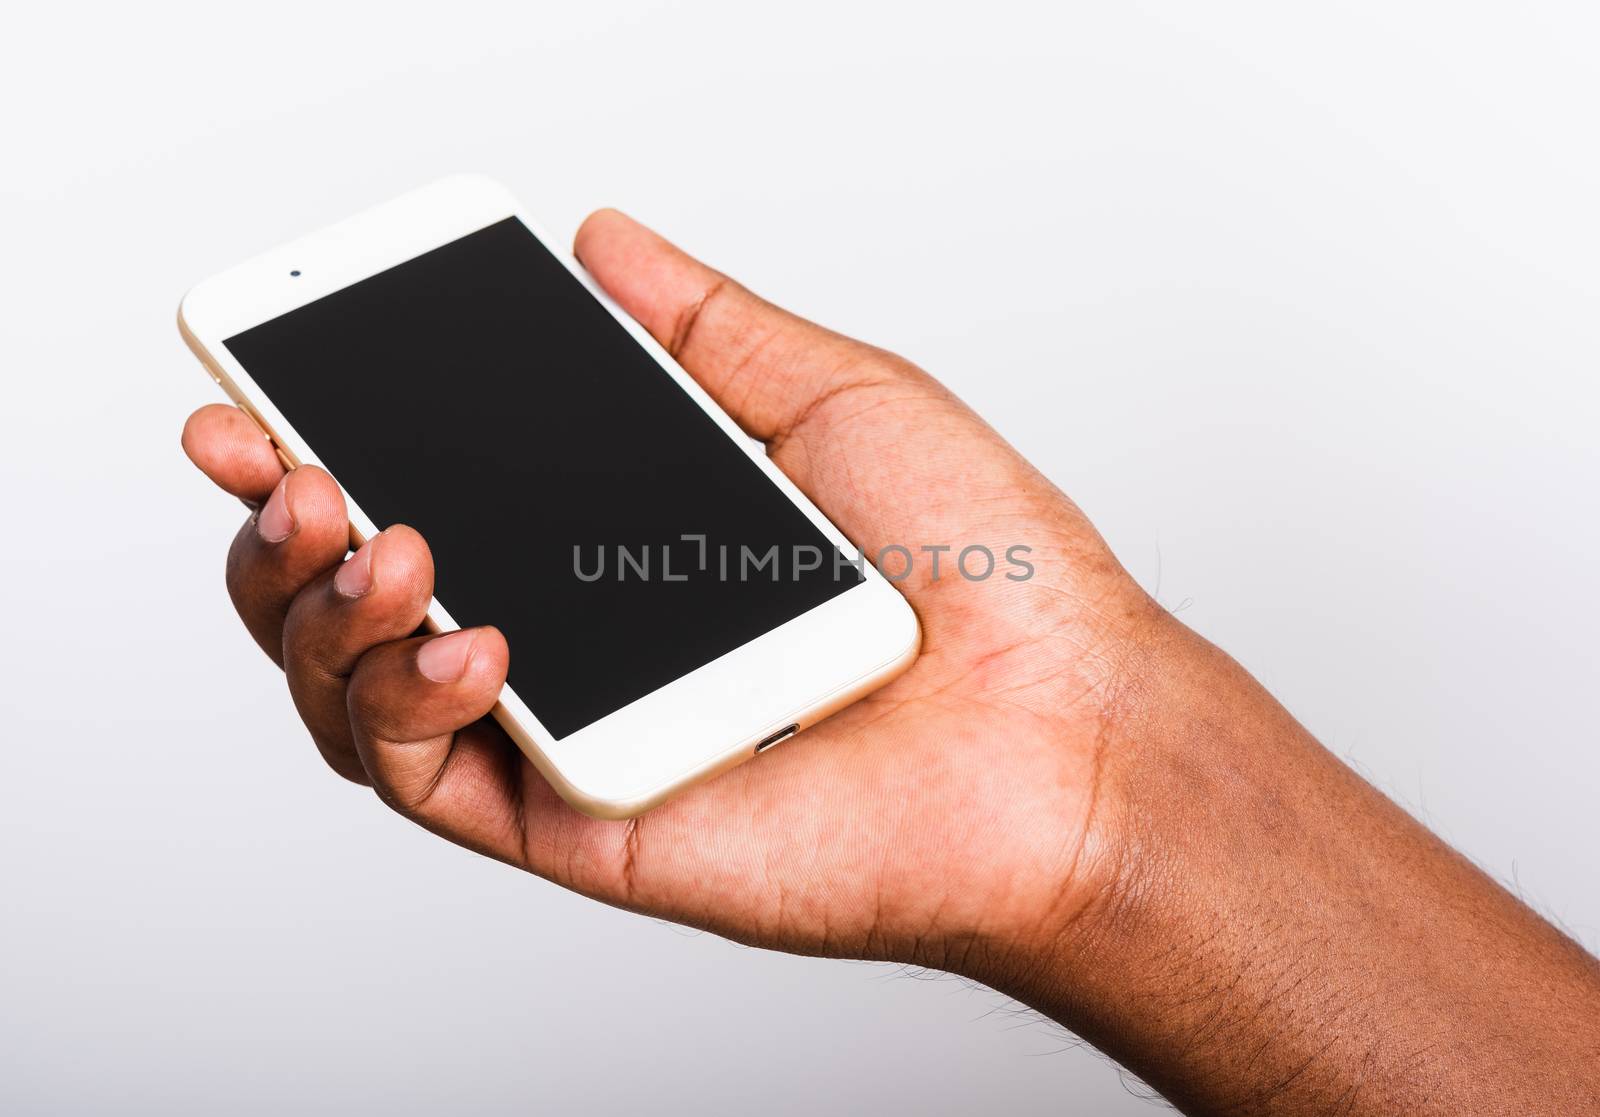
[2,3,1597,1113]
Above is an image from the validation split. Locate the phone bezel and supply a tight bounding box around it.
[178,175,920,818]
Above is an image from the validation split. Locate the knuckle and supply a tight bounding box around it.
[283,619,346,693]
[345,664,405,743]
[344,677,385,737]
[668,276,732,360]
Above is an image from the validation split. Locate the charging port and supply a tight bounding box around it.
[755,724,799,754]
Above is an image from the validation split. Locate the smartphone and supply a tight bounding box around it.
[178,175,920,819]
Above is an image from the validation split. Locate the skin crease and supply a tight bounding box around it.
[182,210,1600,1115]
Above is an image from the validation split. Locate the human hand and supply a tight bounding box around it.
[180,208,1151,979]
[182,210,1600,1116]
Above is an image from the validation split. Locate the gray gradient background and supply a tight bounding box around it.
[3,3,1597,1113]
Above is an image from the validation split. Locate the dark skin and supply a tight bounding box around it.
[183,209,1600,1115]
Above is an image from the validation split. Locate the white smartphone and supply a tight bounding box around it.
[179,175,920,819]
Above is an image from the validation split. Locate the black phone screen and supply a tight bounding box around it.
[225,216,859,739]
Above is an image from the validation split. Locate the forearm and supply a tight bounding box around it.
[996,619,1600,1116]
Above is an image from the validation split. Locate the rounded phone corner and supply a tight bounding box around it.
[865,578,923,681]
[487,703,674,821]
[892,592,923,664]
[176,286,205,340]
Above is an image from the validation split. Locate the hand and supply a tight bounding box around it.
[181,209,1152,977]
[183,211,1600,1116]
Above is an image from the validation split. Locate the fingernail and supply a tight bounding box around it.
[334,537,376,598]
[417,630,477,683]
[257,474,294,543]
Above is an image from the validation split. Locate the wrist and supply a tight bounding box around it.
[934,599,1193,998]
[973,610,1600,1115]
[972,611,1336,1091]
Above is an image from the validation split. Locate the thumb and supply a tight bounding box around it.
[572,209,1030,595]
[573,207,923,456]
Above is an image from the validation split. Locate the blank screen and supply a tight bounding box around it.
[225,217,858,738]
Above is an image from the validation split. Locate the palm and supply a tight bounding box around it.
[461,612,1107,963]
